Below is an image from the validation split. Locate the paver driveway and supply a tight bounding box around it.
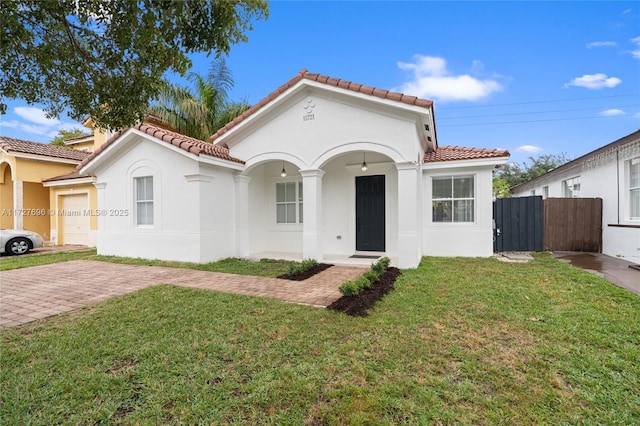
[0,260,365,328]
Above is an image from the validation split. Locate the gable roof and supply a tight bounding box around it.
[424,146,510,163]
[210,69,435,144]
[0,136,90,162]
[78,123,244,171]
[42,170,95,184]
[511,129,640,191]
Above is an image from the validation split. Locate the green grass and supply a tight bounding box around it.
[0,249,96,271]
[0,250,294,277]
[1,253,639,424]
[91,255,294,278]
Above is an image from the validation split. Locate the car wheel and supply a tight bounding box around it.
[6,238,32,255]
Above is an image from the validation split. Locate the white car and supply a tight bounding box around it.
[0,229,44,255]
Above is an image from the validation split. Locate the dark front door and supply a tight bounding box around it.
[356,175,385,251]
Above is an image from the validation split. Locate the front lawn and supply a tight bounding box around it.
[0,251,294,277]
[1,254,639,424]
[0,249,96,271]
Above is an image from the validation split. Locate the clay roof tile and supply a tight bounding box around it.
[0,136,91,162]
[423,146,510,163]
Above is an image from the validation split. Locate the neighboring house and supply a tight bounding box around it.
[512,130,640,263]
[79,70,509,268]
[63,133,96,152]
[0,137,90,243]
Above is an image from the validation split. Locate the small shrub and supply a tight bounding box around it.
[339,257,392,297]
[285,258,318,277]
[339,280,360,297]
[355,275,372,290]
[363,270,380,285]
[371,257,391,275]
[340,275,374,296]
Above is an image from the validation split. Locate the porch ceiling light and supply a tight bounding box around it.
[361,152,368,171]
[281,160,287,177]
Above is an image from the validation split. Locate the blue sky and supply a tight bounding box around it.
[1,1,638,165]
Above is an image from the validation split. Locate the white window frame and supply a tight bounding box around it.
[542,186,549,199]
[275,180,303,224]
[431,175,475,223]
[563,176,581,198]
[135,176,154,227]
[629,157,640,221]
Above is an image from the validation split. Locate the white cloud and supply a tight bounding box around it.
[396,55,503,102]
[1,107,81,141]
[563,73,622,89]
[600,109,626,117]
[633,112,640,118]
[516,145,543,154]
[586,41,617,49]
[630,36,640,59]
[14,106,60,126]
[1,120,60,138]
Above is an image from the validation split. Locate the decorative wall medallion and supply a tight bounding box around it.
[303,98,315,121]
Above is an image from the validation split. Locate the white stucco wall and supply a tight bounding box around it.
[92,137,237,263]
[422,164,497,257]
[227,88,420,169]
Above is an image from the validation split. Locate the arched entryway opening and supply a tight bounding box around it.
[0,162,15,229]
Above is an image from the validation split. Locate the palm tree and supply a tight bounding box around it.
[149,57,250,141]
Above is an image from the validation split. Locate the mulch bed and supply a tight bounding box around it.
[327,267,401,316]
[277,263,333,281]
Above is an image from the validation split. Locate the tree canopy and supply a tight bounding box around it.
[149,57,250,141]
[49,128,89,146]
[493,153,572,198]
[1,0,268,130]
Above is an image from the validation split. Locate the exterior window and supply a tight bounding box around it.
[432,175,474,222]
[276,181,303,224]
[542,186,549,199]
[135,176,153,225]
[563,176,580,198]
[630,157,640,220]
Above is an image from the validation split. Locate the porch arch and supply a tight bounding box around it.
[240,152,308,175]
[311,141,406,170]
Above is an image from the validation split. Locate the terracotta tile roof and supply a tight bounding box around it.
[424,146,510,163]
[210,69,434,143]
[0,136,90,161]
[42,171,94,183]
[78,123,244,170]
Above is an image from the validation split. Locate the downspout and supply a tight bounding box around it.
[617,149,620,224]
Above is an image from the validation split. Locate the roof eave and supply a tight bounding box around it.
[423,155,510,170]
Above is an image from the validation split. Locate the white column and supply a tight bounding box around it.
[396,162,421,268]
[94,182,107,251]
[234,175,251,258]
[300,169,325,261]
[13,179,23,229]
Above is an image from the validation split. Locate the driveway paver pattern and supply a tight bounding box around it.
[0,260,365,328]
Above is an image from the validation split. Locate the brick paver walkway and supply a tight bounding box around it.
[0,260,365,328]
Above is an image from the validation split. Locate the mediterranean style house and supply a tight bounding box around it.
[512,130,640,263]
[79,70,510,268]
[0,137,93,245]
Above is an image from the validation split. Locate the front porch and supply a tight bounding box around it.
[235,150,423,269]
[245,251,397,268]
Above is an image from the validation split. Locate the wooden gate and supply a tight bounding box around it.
[493,196,544,252]
[544,198,602,252]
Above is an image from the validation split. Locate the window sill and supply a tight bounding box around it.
[608,224,640,229]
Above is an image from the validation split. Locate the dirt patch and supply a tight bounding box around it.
[278,263,333,281]
[327,267,401,316]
